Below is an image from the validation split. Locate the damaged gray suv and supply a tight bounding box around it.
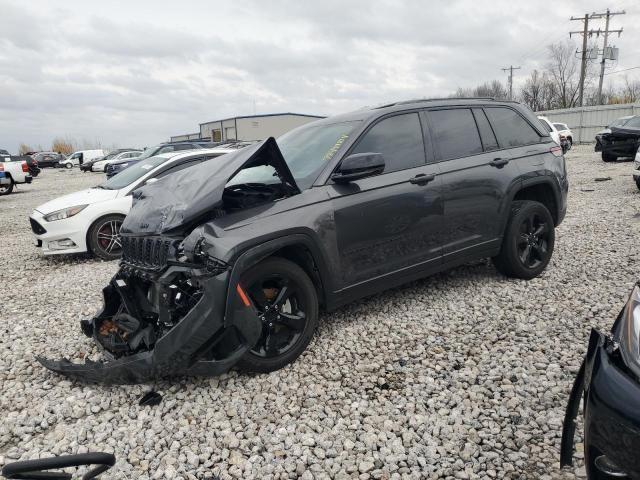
[40,98,568,383]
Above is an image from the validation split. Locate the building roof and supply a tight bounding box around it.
[199,112,325,126]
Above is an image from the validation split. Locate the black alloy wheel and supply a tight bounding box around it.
[237,258,318,372]
[88,214,124,260]
[516,212,550,270]
[493,200,555,279]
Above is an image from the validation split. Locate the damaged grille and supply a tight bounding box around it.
[121,236,176,271]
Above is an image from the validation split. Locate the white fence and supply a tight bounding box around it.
[536,103,640,144]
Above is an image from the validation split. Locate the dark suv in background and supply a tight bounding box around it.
[40,98,568,383]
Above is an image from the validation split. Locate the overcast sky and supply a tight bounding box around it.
[1,0,638,153]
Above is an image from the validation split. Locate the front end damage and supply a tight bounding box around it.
[39,138,300,383]
[39,240,262,383]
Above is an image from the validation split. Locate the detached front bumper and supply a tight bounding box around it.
[561,328,640,479]
[39,261,262,384]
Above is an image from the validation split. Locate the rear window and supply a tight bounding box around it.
[428,109,483,161]
[486,108,542,148]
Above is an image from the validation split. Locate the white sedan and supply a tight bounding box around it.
[30,147,238,260]
[91,150,141,172]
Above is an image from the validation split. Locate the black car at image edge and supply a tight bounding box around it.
[39,97,569,384]
[561,284,640,479]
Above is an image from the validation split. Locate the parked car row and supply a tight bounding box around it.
[30,143,246,258]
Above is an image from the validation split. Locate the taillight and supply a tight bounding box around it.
[550,146,563,157]
[22,161,29,172]
[0,164,4,172]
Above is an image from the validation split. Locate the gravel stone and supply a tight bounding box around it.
[1,148,633,478]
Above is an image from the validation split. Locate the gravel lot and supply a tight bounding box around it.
[1,149,638,479]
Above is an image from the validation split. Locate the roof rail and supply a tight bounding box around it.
[374,97,497,109]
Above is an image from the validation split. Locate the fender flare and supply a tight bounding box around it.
[224,233,331,324]
[502,176,563,230]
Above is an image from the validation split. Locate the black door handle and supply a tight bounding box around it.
[490,158,510,168]
[409,173,436,185]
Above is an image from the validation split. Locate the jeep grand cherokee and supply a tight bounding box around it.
[39,97,568,383]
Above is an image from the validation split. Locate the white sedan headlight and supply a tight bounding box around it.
[615,285,640,378]
[43,204,88,222]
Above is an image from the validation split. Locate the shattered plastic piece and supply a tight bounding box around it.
[139,390,162,406]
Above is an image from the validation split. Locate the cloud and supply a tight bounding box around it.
[0,0,638,153]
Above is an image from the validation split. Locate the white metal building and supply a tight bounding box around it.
[169,132,202,142]
[199,113,325,142]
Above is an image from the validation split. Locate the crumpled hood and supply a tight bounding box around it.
[121,137,299,235]
[35,188,119,215]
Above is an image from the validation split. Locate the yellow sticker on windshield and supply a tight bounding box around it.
[323,134,349,162]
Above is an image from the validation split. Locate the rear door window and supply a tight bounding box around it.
[485,108,542,148]
[428,108,483,161]
[350,113,426,174]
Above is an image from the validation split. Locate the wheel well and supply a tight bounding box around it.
[86,214,126,251]
[270,244,326,309]
[513,184,558,225]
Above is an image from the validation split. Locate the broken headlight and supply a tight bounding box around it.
[614,285,640,379]
[182,236,229,275]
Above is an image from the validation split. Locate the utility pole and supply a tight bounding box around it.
[590,9,625,104]
[570,14,589,106]
[570,9,624,105]
[501,65,520,100]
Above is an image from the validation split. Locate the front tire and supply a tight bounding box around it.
[236,257,319,373]
[87,214,124,260]
[492,200,555,279]
[0,178,14,195]
[602,152,617,162]
[635,179,640,191]
[64,162,73,169]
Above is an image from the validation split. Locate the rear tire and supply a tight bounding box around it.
[87,214,124,260]
[602,152,617,162]
[567,138,573,149]
[236,257,319,373]
[635,179,640,191]
[492,200,555,279]
[0,178,14,195]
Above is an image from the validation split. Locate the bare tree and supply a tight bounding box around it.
[622,77,640,103]
[520,70,557,111]
[18,143,34,155]
[452,80,508,99]
[545,41,581,108]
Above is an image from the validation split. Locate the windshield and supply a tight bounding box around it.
[98,155,167,190]
[135,144,164,161]
[227,121,360,190]
[622,116,640,129]
[553,123,565,130]
[103,151,120,160]
[609,117,633,128]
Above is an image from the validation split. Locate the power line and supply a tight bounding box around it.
[604,65,640,76]
[501,66,521,100]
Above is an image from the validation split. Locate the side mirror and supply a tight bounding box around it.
[331,153,385,184]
